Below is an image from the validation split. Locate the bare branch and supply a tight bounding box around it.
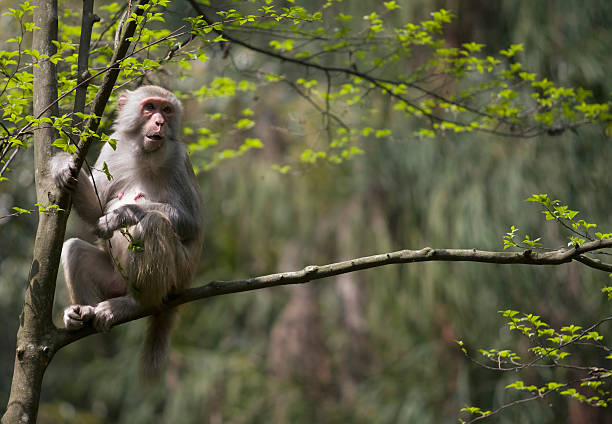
[72,0,96,131]
[0,146,20,176]
[575,254,612,272]
[283,79,349,130]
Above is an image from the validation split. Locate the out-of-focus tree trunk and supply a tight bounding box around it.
[335,273,371,400]
[267,244,333,420]
[2,1,67,422]
[334,201,372,401]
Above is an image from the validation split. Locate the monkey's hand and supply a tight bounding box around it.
[92,301,117,332]
[51,153,78,190]
[63,304,95,330]
[96,206,141,239]
[96,213,119,239]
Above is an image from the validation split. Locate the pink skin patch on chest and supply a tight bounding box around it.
[117,191,145,201]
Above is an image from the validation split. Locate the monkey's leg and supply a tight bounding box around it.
[90,295,138,332]
[69,212,186,332]
[61,238,127,329]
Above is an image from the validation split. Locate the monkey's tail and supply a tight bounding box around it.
[141,308,177,381]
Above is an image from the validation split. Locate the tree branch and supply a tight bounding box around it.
[574,254,612,272]
[185,0,545,138]
[72,0,96,131]
[54,239,612,348]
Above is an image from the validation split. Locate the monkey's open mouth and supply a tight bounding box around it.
[144,134,165,152]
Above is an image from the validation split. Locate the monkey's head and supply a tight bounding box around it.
[114,86,183,153]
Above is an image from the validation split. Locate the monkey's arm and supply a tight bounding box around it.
[97,201,200,241]
[51,153,104,225]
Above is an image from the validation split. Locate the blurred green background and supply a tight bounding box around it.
[1,0,612,422]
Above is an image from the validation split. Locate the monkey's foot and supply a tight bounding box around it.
[63,305,95,329]
[92,301,117,333]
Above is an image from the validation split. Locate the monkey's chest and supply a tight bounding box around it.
[116,189,147,203]
[110,185,165,209]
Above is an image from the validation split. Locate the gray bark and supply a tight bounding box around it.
[2,1,66,423]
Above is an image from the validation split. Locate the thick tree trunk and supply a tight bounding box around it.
[2,1,68,422]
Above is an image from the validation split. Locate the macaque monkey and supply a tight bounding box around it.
[52,85,203,377]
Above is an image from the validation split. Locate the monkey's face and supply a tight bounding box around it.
[139,97,175,152]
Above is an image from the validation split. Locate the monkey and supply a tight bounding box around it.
[51,85,204,378]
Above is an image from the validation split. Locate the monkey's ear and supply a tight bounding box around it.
[117,93,130,110]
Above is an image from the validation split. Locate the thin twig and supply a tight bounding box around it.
[0,147,20,176]
[282,80,349,130]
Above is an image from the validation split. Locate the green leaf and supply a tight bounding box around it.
[383,1,401,10]
[272,164,291,174]
[242,138,263,149]
[234,119,255,130]
[500,43,523,58]
[12,206,31,215]
[101,162,113,181]
[375,129,391,138]
[335,13,352,23]
[128,239,145,252]
[462,42,484,52]
[602,286,612,300]
[107,138,117,150]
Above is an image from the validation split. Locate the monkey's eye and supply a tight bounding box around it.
[143,102,155,111]
[162,106,173,114]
